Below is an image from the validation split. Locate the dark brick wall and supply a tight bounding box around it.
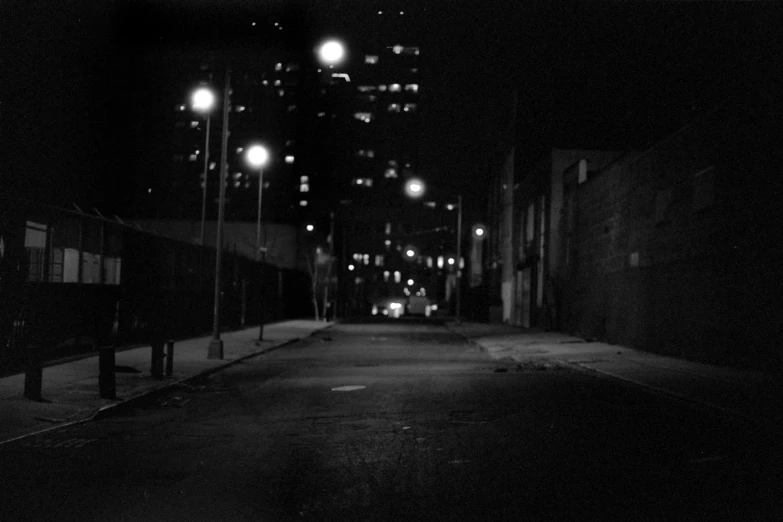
[560,109,783,370]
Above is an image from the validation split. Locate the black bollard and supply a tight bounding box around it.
[24,344,43,401]
[150,341,164,379]
[165,339,174,376]
[99,345,116,399]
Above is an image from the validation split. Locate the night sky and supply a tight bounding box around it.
[3,0,780,216]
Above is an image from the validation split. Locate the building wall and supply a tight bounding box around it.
[559,109,783,369]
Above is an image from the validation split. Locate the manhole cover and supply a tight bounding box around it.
[331,385,366,392]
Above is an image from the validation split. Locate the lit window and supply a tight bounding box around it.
[285,155,295,164]
[392,45,403,54]
[437,256,444,268]
[388,160,398,168]
[178,104,186,111]
[375,255,384,267]
[233,181,241,188]
[384,239,391,246]
[427,257,433,268]
[383,271,390,281]
[389,84,401,92]
[385,223,391,234]
[363,254,370,265]
[209,162,216,170]
[299,200,308,207]
[388,103,401,113]
[190,121,199,128]
[300,183,309,192]
[188,154,198,161]
[278,89,285,97]
[394,271,401,283]
[403,103,417,112]
[233,172,242,180]
[405,84,419,93]
[275,63,282,71]
[286,62,299,72]
[318,112,326,117]
[384,168,398,179]
[288,105,297,113]
[353,112,373,123]
[378,84,387,91]
[236,147,244,154]
[274,79,281,86]
[358,85,376,92]
[410,68,418,74]
[424,201,436,208]
[353,177,373,187]
[365,54,379,64]
[262,80,268,86]
[236,105,246,112]
[300,175,309,183]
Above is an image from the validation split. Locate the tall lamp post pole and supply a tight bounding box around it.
[208,67,231,360]
[190,86,216,246]
[455,194,463,324]
[245,144,271,344]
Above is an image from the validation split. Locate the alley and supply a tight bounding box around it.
[1,320,780,521]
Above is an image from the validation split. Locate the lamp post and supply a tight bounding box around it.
[317,38,347,67]
[190,86,216,246]
[207,67,231,360]
[404,178,464,323]
[245,143,271,344]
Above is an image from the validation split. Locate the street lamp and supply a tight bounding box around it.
[190,86,216,246]
[403,178,464,323]
[207,67,232,360]
[317,39,347,67]
[245,143,271,344]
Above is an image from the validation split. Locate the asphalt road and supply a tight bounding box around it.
[1,320,781,521]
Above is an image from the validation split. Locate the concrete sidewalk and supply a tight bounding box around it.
[0,320,333,444]
[449,322,783,424]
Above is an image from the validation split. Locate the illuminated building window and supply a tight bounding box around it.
[358,85,376,92]
[384,168,398,179]
[300,183,309,193]
[383,271,390,282]
[388,160,398,168]
[389,84,401,92]
[233,181,241,188]
[365,54,379,64]
[188,154,198,161]
[300,175,309,183]
[285,155,295,164]
[233,172,242,180]
[209,162,216,170]
[236,147,244,154]
[178,104,186,111]
[285,62,299,72]
[405,84,419,93]
[427,256,433,268]
[394,271,401,283]
[262,80,268,86]
[299,200,308,206]
[356,149,375,158]
[274,80,281,86]
[410,68,418,74]
[424,201,436,208]
[363,254,370,265]
[375,255,384,267]
[353,177,373,187]
[278,89,285,97]
[437,256,444,268]
[287,105,297,113]
[236,105,246,112]
[378,84,387,91]
[190,121,199,128]
[353,112,373,123]
[392,45,403,54]
[403,103,417,112]
[384,239,391,247]
[385,223,391,235]
[275,62,282,71]
[387,103,401,113]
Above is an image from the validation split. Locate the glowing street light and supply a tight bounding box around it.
[190,86,217,246]
[317,39,347,66]
[306,224,314,232]
[404,178,426,198]
[407,279,414,286]
[406,249,415,258]
[245,142,271,344]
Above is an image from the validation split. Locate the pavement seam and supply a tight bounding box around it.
[0,333,314,447]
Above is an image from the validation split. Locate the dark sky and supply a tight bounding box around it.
[3,0,781,214]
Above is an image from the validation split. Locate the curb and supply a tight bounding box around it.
[0,333,313,447]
